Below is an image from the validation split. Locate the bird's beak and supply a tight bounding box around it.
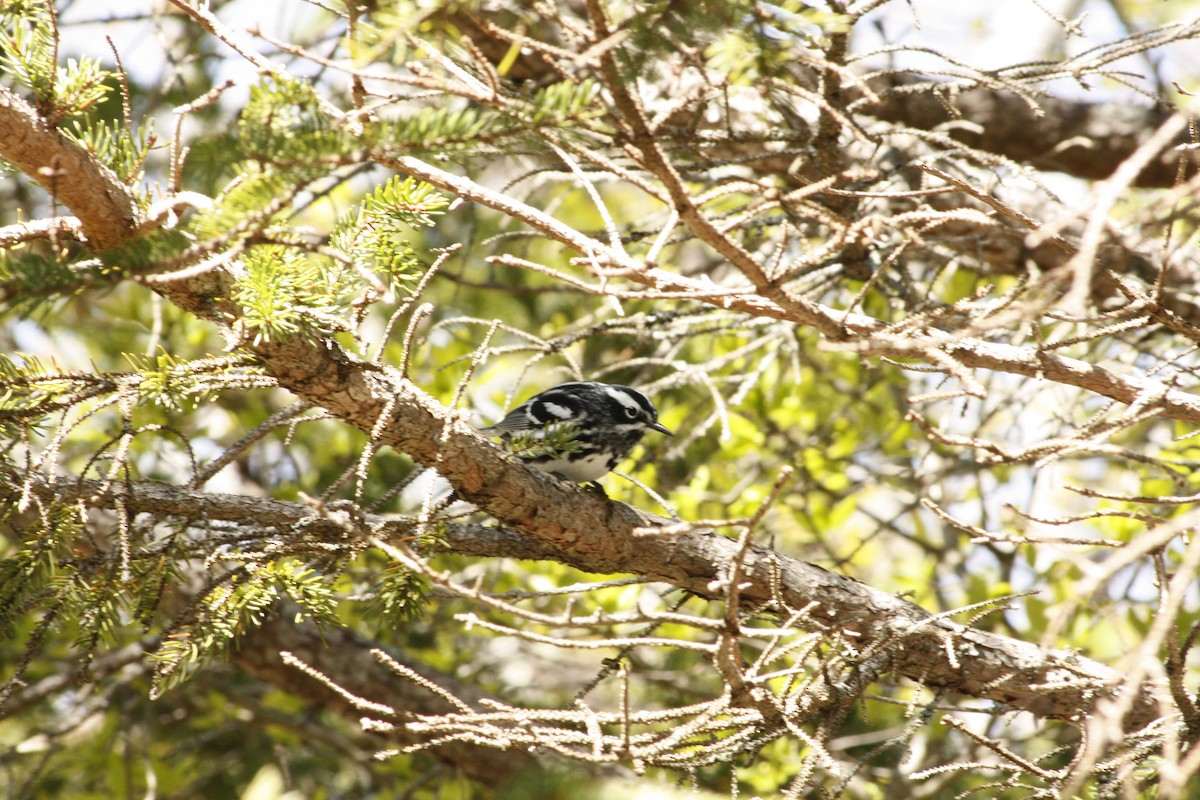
[650,421,673,436]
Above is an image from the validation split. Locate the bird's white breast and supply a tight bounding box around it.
[535,452,613,482]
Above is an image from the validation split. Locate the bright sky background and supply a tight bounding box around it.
[58,0,1199,101]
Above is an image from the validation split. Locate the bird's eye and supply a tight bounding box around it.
[625,406,638,418]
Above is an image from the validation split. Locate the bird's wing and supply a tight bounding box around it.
[480,404,536,434]
[481,385,594,434]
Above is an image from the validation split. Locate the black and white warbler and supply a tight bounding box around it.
[480,381,672,483]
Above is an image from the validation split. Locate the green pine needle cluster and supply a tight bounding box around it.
[366,561,429,628]
[0,4,61,107]
[0,353,110,436]
[527,78,600,126]
[374,78,600,155]
[150,560,339,698]
[189,168,293,241]
[0,2,145,172]
[331,175,448,292]
[0,351,265,430]
[234,245,339,343]
[64,115,154,184]
[122,352,263,412]
[502,420,585,461]
[239,75,353,171]
[0,504,79,638]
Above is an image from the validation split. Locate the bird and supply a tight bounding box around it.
[479,381,672,483]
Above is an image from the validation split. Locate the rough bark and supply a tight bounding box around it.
[4,475,1161,729]
[0,85,142,250]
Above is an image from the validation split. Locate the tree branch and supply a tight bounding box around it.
[3,472,1162,730]
[0,475,542,784]
[859,75,1198,189]
[0,85,141,250]
[233,611,544,785]
[383,154,1200,425]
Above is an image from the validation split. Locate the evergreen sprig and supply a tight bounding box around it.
[189,168,293,241]
[0,353,115,435]
[150,560,339,697]
[0,5,121,123]
[64,115,153,184]
[374,79,600,156]
[238,75,352,172]
[331,175,447,291]
[0,504,81,637]
[0,5,59,104]
[122,352,266,412]
[366,561,429,628]
[503,420,584,461]
[234,245,340,344]
[527,78,599,126]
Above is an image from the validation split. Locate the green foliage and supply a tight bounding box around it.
[0,3,59,103]
[0,352,97,430]
[381,104,511,152]
[1,250,94,316]
[498,420,585,461]
[70,568,127,664]
[0,351,264,438]
[190,170,451,344]
[234,245,341,343]
[0,4,126,129]
[238,75,352,171]
[123,352,261,412]
[64,115,154,183]
[361,174,448,228]
[1,228,193,319]
[366,561,429,628]
[527,78,600,126]
[189,168,293,240]
[150,560,338,698]
[53,56,112,116]
[0,504,80,637]
[374,79,600,155]
[331,174,448,291]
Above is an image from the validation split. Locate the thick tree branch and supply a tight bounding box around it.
[3,472,1163,730]
[0,85,142,250]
